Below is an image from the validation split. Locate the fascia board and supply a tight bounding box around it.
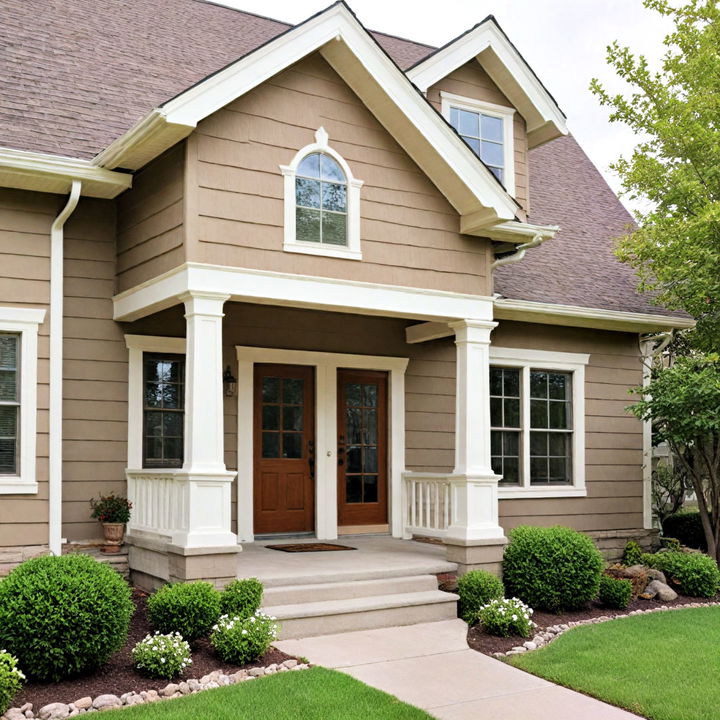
[0,146,132,198]
[407,22,567,146]
[494,298,696,332]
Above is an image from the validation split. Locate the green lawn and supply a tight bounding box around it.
[510,606,720,720]
[117,666,432,719]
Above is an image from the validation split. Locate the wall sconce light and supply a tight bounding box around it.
[223,366,237,397]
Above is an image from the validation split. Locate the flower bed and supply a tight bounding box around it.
[10,589,296,711]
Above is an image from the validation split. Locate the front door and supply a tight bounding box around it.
[253,364,315,534]
[337,369,388,527]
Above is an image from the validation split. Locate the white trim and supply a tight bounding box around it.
[235,346,408,543]
[440,92,516,197]
[280,127,363,260]
[489,346,588,498]
[125,335,186,468]
[640,339,654,530]
[112,262,495,324]
[94,4,517,229]
[479,220,559,245]
[494,297,696,333]
[0,307,46,495]
[0,146,132,199]
[407,19,567,148]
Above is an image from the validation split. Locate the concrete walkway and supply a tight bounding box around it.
[276,619,643,720]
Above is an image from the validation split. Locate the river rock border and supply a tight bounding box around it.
[493,601,720,658]
[3,660,310,720]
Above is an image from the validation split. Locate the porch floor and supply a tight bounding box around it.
[236,536,456,587]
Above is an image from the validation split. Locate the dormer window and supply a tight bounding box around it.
[441,92,516,196]
[281,127,363,260]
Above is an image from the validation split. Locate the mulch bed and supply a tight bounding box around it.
[467,592,720,657]
[13,589,294,710]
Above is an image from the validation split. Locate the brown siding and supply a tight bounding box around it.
[0,189,52,547]
[62,198,128,541]
[427,62,529,217]
[492,321,644,533]
[116,145,186,293]
[187,53,492,296]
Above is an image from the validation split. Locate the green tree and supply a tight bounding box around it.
[590,0,720,350]
[630,355,720,561]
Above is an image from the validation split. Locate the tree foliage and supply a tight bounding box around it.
[590,0,720,350]
[630,355,720,561]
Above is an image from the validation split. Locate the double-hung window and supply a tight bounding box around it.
[489,347,588,498]
[0,307,44,494]
[441,92,516,195]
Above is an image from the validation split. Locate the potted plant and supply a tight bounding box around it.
[90,494,132,553]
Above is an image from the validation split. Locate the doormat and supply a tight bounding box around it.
[266,543,357,553]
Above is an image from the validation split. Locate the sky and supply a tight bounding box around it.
[216,0,674,211]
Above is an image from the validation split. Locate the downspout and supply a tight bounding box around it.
[491,231,547,269]
[639,331,674,531]
[49,180,82,556]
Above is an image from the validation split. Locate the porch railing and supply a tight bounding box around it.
[403,473,452,538]
[126,470,187,541]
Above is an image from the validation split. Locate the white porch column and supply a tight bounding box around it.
[445,319,507,549]
[173,291,237,548]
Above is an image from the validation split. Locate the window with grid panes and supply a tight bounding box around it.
[490,367,521,485]
[0,334,19,474]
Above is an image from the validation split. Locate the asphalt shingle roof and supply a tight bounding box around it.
[0,0,679,318]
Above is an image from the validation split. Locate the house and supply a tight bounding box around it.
[0,1,692,597]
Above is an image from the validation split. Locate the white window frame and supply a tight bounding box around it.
[280,126,364,261]
[125,335,186,469]
[490,346,588,499]
[0,307,45,494]
[440,91,516,196]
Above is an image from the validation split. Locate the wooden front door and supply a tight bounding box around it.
[337,369,388,526]
[254,364,315,534]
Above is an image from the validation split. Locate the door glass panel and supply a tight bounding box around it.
[346,475,362,503]
[346,446,362,473]
[262,405,279,430]
[346,383,362,406]
[363,475,378,503]
[363,384,378,407]
[262,377,280,403]
[283,378,304,405]
[346,408,362,443]
[283,433,302,459]
[363,408,377,444]
[262,432,280,458]
[364,446,377,473]
[283,405,303,432]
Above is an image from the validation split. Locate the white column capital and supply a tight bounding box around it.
[180,291,230,318]
[448,319,497,344]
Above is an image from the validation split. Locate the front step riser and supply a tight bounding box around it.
[275,600,458,640]
[263,575,437,606]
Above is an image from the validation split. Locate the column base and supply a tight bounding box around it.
[127,534,241,591]
[444,536,508,577]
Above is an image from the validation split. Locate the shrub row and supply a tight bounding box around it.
[642,551,720,597]
[598,575,633,609]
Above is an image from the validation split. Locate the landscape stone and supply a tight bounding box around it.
[38,703,70,720]
[124,696,144,707]
[249,667,265,677]
[4,709,26,720]
[178,682,190,695]
[646,568,667,584]
[161,684,179,698]
[646,580,678,601]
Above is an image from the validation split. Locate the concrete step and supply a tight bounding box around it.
[264,588,459,640]
[263,574,439,606]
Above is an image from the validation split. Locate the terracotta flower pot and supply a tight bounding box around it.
[101,522,125,554]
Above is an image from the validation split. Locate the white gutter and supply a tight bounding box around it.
[491,231,547,269]
[49,180,82,555]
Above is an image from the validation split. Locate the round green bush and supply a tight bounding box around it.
[220,578,264,619]
[502,525,604,613]
[0,554,134,681]
[646,551,720,597]
[477,597,533,638]
[457,570,504,624]
[598,574,632,609]
[210,611,279,665]
[0,651,25,715]
[147,581,221,642]
[132,632,192,679]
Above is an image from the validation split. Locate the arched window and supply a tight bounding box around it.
[280,127,363,260]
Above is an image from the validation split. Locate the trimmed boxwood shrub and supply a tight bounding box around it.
[457,570,504,624]
[662,511,707,551]
[147,581,221,642]
[0,651,25,715]
[622,540,644,567]
[503,525,604,612]
[220,578,264,619]
[598,574,633,609]
[0,554,133,681]
[644,551,720,597]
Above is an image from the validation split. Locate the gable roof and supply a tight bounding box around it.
[494,134,688,319]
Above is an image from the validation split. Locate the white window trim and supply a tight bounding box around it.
[489,346,588,499]
[440,91,516,197]
[280,126,364,261]
[125,334,186,468]
[0,307,46,494]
